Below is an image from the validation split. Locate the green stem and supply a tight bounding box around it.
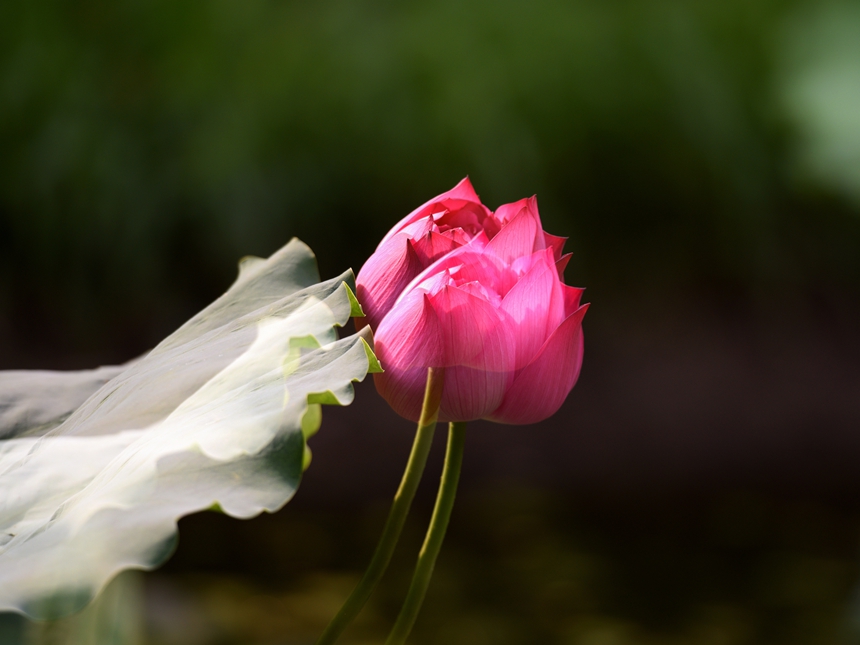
[385,421,467,645]
[315,368,445,645]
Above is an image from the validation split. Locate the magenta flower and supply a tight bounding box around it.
[355,177,565,332]
[357,180,588,425]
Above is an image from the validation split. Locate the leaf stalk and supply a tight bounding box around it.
[384,420,467,645]
[315,367,444,645]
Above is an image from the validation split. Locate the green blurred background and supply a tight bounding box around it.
[2,0,860,643]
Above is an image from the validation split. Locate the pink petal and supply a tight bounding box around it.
[563,285,585,315]
[544,232,567,261]
[495,194,543,224]
[374,282,517,423]
[355,233,424,330]
[434,201,487,233]
[429,285,513,370]
[493,198,530,225]
[446,252,512,296]
[445,176,482,202]
[373,292,445,422]
[446,227,471,246]
[486,209,540,264]
[467,229,490,249]
[410,230,462,265]
[395,244,504,308]
[555,253,572,278]
[487,303,589,425]
[381,178,487,245]
[439,364,511,423]
[501,253,565,369]
[454,280,502,307]
[399,216,435,239]
[430,285,516,421]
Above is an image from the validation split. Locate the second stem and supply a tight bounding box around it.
[385,420,467,645]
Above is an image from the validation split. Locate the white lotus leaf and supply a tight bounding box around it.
[0,239,380,620]
[0,364,135,440]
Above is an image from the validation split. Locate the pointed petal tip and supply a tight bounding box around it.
[555,253,572,277]
[449,176,481,202]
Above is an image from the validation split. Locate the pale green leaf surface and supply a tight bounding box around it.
[343,282,365,317]
[0,239,376,620]
[0,364,133,440]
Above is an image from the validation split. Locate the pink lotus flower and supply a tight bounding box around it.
[357,180,588,425]
[355,178,566,332]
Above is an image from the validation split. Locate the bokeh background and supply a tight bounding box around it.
[2,1,860,643]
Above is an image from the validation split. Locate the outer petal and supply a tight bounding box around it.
[487,303,589,425]
[555,252,572,278]
[373,291,444,422]
[429,285,513,371]
[430,285,516,421]
[563,285,585,315]
[437,176,483,204]
[356,233,424,330]
[544,233,567,261]
[500,252,565,369]
[374,282,516,423]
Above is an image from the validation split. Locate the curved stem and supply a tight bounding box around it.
[316,368,445,645]
[385,421,467,645]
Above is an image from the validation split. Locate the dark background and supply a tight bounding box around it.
[2,1,860,643]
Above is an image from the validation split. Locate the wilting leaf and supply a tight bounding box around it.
[0,239,378,620]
